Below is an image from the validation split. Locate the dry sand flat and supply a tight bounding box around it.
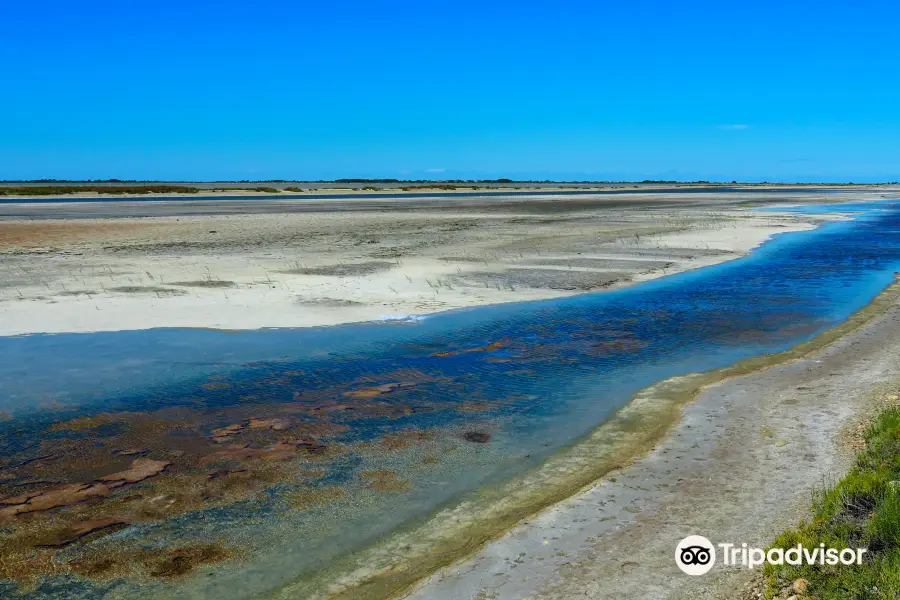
[0,189,876,336]
[402,285,900,600]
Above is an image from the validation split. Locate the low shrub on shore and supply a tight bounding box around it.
[0,185,200,196]
[763,406,900,598]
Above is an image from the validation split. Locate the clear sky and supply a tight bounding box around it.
[1,0,898,182]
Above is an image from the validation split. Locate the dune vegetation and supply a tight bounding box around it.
[0,185,201,196]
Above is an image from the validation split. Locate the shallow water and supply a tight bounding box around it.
[1,200,899,599]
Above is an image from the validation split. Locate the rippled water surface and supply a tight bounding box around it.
[1,201,899,599]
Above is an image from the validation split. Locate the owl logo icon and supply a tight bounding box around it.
[675,535,716,575]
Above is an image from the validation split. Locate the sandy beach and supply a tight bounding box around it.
[2,188,886,337]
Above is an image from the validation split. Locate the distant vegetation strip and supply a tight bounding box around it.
[0,185,291,196]
[0,185,202,196]
[209,187,281,193]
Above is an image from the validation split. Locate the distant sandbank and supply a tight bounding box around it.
[0,188,874,336]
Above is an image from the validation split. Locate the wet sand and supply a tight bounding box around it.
[2,188,887,336]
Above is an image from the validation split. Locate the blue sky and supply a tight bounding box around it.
[1,0,898,182]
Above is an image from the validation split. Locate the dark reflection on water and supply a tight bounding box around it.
[1,201,900,599]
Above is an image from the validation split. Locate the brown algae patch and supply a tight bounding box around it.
[368,479,412,493]
[0,401,352,589]
[31,517,129,548]
[455,401,498,413]
[0,459,171,522]
[97,458,171,487]
[461,431,491,444]
[148,544,234,577]
[0,483,113,522]
[360,471,412,493]
[65,542,234,581]
[431,339,509,358]
[201,381,232,390]
[262,279,900,600]
[359,470,399,480]
[373,429,436,451]
[343,382,415,399]
[48,412,124,432]
[290,486,346,510]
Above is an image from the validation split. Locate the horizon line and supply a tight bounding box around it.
[2,179,899,186]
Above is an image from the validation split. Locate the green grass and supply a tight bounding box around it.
[763,406,900,598]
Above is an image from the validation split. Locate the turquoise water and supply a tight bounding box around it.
[1,201,899,598]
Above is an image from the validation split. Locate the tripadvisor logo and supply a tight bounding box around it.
[675,535,716,575]
[675,535,867,575]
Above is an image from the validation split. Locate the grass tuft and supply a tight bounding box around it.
[763,406,900,598]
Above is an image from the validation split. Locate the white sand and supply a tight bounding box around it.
[0,207,825,336]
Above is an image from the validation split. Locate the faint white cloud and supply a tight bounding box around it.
[425,168,446,173]
[719,124,749,130]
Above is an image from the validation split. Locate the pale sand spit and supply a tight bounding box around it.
[0,194,842,336]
